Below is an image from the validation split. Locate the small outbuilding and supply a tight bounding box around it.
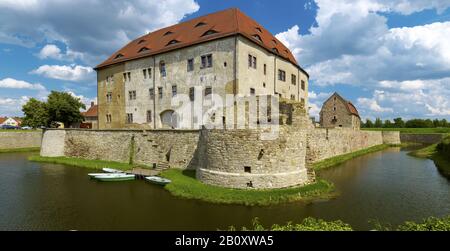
[319,92,361,129]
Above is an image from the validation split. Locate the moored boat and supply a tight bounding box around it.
[102,168,124,173]
[93,174,135,182]
[87,173,112,178]
[145,176,171,186]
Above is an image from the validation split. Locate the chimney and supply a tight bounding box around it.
[91,101,94,108]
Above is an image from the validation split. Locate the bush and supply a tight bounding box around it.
[397,216,450,231]
[436,136,450,160]
[235,217,353,231]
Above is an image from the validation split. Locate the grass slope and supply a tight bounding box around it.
[0,147,40,153]
[160,169,335,206]
[28,155,133,171]
[312,144,389,170]
[409,143,450,177]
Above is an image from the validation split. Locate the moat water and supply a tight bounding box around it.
[0,146,449,230]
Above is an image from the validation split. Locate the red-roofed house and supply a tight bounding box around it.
[95,8,309,129]
[81,102,98,129]
[319,92,361,129]
[0,117,22,127]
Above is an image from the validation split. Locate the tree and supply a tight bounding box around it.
[21,98,48,128]
[46,91,86,128]
[393,117,405,128]
[374,118,383,128]
[365,119,374,128]
[384,120,392,128]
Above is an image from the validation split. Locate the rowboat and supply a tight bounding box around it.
[145,176,171,186]
[87,173,112,178]
[93,174,135,182]
[102,168,124,173]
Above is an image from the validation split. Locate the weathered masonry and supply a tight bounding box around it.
[40,101,400,189]
[0,131,42,150]
[94,8,309,130]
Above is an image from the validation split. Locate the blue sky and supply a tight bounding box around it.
[0,0,449,121]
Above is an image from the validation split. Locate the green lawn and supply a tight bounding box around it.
[0,147,40,153]
[28,155,134,171]
[160,169,335,206]
[409,142,450,177]
[312,144,390,170]
[362,128,450,134]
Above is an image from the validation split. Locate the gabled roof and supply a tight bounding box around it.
[0,117,7,124]
[322,92,360,118]
[95,8,305,75]
[82,105,98,117]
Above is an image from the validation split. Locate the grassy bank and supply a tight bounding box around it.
[231,215,450,231]
[160,169,335,206]
[0,147,40,153]
[28,155,133,171]
[312,144,390,170]
[362,128,450,134]
[409,137,450,177]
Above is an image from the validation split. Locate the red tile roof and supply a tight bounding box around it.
[95,8,304,74]
[347,102,360,117]
[82,105,98,117]
[0,117,6,124]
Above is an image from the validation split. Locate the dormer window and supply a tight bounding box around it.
[195,22,207,27]
[164,31,173,36]
[272,39,278,45]
[166,40,180,46]
[256,27,262,33]
[202,30,219,37]
[272,48,279,54]
[138,47,150,53]
[252,34,262,43]
[137,39,146,44]
[114,54,124,60]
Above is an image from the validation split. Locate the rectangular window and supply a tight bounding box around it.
[244,166,251,173]
[278,69,286,82]
[172,85,177,97]
[263,82,266,88]
[291,74,297,85]
[149,88,154,100]
[248,54,256,69]
[126,113,133,124]
[143,69,147,79]
[250,88,255,95]
[201,54,212,68]
[106,92,112,103]
[106,114,112,123]
[158,87,163,99]
[189,87,195,101]
[301,80,305,90]
[187,59,194,72]
[291,94,296,100]
[301,98,305,106]
[123,73,127,82]
[160,62,166,77]
[146,110,152,123]
[128,90,136,100]
[148,68,152,78]
[127,72,131,81]
[264,64,267,75]
[204,86,212,96]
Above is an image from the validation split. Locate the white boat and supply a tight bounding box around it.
[102,168,124,173]
[93,174,135,182]
[145,176,171,186]
[88,173,112,178]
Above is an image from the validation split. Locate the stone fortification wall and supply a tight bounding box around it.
[0,131,42,150]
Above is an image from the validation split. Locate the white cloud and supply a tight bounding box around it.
[31,64,94,82]
[0,78,45,90]
[357,97,394,113]
[66,91,96,111]
[0,0,200,65]
[37,44,85,62]
[0,96,31,117]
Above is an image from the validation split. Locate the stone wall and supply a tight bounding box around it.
[0,131,42,150]
[400,133,445,144]
[41,129,200,169]
[197,127,309,189]
[382,131,401,145]
[307,128,383,163]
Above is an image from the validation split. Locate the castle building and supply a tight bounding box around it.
[94,8,309,129]
[319,92,361,129]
